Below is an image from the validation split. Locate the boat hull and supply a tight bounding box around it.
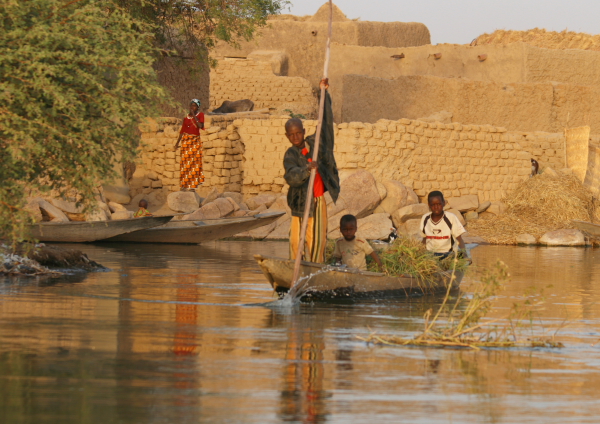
[254,254,464,299]
[28,216,174,243]
[101,212,285,244]
[572,220,600,238]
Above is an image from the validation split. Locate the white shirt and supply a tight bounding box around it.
[419,212,466,253]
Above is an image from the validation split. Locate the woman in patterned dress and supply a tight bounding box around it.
[174,99,204,190]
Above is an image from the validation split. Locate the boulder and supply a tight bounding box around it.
[184,202,221,220]
[356,213,394,240]
[391,203,429,227]
[445,209,466,226]
[98,202,111,215]
[248,221,278,240]
[378,180,410,215]
[399,219,423,239]
[479,211,495,220]
[267,195,289,213]
[231,210,248,218]
[477,201,491,213]
[102,184,131,204]
[111,211,133,220]
[50,198,84,214]
[213,197,236,217]
[87,208,109,222]
[246,194,277,210]
[247,204,268,216]
[516,234,537,245]
[37,199,69,222]
[487,202,507,216]
[462,233,487,244]
[375,181,387,200]
[406,189,419,206]
[265,215,292,239]
[220,192,244,205]
[239,202,249,211]
[539,229,586,246]
[464,211,478,221]
[446,195,479,212]
[167,191,201,213]
[108,201,128,213]
[24,198,43,223]
[201,187,219,206]
[325,191,346,216]
[338,170,381,218]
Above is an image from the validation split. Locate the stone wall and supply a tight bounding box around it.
[341,74,600,133]
[135,116,569,203]
[210,58,316,117]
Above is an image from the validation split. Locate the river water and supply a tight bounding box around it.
[1,241,600,423]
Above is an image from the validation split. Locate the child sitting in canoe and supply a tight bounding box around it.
[134,199,152,218]
[420,190,469,260]
[333,214,383,271]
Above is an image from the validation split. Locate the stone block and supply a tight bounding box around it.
[391,203,429,227]
[539,229,585,246]
[49,198,84,214]
[167,191,201,213]
[37,199,69,222]
[108,201,127,213]
[356,213,394,240]
[516,234,537,245]
[378,180,410,215]
[111,211,134,220]
[446,195,479,212]
[338,170,381,218]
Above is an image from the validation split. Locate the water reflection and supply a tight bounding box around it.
[1,242,600,423]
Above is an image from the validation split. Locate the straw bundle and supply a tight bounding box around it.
[469,172,600,244]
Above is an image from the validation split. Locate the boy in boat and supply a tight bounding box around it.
[134,199,152,218]
[333,214,383,271]
[420,190,468,260]
[284,78,340,263]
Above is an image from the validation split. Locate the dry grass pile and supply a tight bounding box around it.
[473,28,600,51]
[359,261,564,350]
[469,172,600,244]
[327,237,469,291]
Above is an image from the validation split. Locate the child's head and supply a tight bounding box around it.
[427,191,445,215]
[139,199,148,209]
[340,214,357,241]
[284,118,306,148]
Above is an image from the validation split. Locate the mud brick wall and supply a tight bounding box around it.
[137,116,569,202]
[210,58,316,117]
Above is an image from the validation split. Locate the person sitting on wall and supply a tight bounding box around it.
[174,99,205,191]
[284,78,340,264]
[333,214,383,271]
[420,190,469,260]
[134,199,153,218]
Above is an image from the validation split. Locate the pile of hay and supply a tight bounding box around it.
[472,28,600,51]
[469,172,600,244]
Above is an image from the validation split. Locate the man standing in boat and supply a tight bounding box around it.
[283,78,340,263]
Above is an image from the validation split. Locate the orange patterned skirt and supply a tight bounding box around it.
[180,133,204,189]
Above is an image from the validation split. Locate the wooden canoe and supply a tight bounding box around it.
[572,220,600,238]
[28,215,174,243]
[254,254,464,300]
[101,211,285,244]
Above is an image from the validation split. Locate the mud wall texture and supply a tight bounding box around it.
[209,59,316,116]
[328,43,600,124]
[342,74,600,133]
[212,19,430,90]
[136,116,569,202]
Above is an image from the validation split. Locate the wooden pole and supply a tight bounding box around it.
[290,0,333,289]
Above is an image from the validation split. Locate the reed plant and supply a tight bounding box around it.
[359,260,563,349]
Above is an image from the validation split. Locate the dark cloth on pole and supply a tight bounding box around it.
[283,92,340,217]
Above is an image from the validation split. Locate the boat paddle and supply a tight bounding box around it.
[290,0,334,291]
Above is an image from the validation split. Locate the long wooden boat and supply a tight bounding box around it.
[254,254,465,300]
[572,220,600,238]
[101,211,285,244]
[29,215,174,243]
